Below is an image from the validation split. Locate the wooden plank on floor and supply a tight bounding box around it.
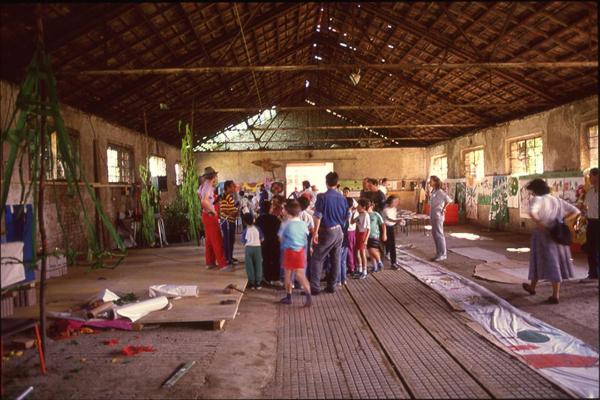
[9,244,247,325]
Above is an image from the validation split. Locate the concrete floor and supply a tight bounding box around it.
[2,224,597,399]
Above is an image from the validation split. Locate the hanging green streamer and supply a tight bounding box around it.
[180,122,202,241]
[138,163,156,246]
[1,46,126,269]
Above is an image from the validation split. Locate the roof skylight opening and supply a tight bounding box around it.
[313,43,317,47]
[343,33,347,37]
[387,24,392,29]
[357,4,361,7]
[320,7,324,11]
[389,73,393,77]
[314,55,323,60]
[305,80,310,88]
[381,58,386,62]
[326,109,332,113]
[388,44,394,49]
[340,42,348,47]
[331,28,337,32]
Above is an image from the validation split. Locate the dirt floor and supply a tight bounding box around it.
[1,224,597,399]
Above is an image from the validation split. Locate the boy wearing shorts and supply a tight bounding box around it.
[278,199,312,307]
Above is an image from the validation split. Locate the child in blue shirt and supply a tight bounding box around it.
[240,213,264,290]
[278,199,312,307]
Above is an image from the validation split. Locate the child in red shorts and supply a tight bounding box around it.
[353,198,371,279]
[278,199,312,306]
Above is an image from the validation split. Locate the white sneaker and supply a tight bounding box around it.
[432,256,447,262]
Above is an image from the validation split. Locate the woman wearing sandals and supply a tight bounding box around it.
[522,179,580,304]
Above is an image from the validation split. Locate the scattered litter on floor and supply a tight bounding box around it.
[121,345,156,356]
[113,296,170,322]
[449,232,492,240]
[14,385,33,400]
[397,250,599,399]
[90,289,120,303]
[450,247,508,262]
[103,339,119,346]
[220,299,236,305]
[395,244,414,249]
[149,284,199,299]
[162,361,196,388]
[506,247,530,253]
[114,292,138,306]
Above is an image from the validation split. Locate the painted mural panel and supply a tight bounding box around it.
[489,175,509,224]
[466,179,478,219]
[477,176,493,205]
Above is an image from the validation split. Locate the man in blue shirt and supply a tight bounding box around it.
[310,171,348,294]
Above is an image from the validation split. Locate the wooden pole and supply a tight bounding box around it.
[199,123,482,132]
[60,61,599,76]
[150,102,553,113]
[35,4,48,356]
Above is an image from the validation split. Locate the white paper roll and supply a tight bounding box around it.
[148,284,199,298]
[114,296,170,322]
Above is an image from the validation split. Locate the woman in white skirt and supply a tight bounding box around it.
[522,179,580,304]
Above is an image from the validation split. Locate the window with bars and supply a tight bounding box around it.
[589,124,598,168]
[174,162,183,186]
[509,136,543,175]
[44,131,80,180]
[148,155,166,178]
[464,148,484,180]
[430,155,448,180]
[107,144,133,184]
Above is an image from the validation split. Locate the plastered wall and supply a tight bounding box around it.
[1,80,181,250]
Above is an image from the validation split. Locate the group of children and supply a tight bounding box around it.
[240,186,405,307]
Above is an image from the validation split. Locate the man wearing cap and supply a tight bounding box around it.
[197,167,229,270]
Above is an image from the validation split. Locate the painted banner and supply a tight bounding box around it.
[445,179,459,202]
[397,251,599,399]
[466,179,478,219]
[507,176,520,208]
[455,181,466,216]
[489,175,509,224]
[338,179,363,191]
[519,177,534,218]
[547,176,585,206]
[477,176,493,205]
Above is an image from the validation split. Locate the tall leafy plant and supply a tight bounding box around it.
[139,163,156,246]
[180,122,202,243]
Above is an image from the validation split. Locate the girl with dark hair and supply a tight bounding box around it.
[522,178,580,304]
[428,175,452,261]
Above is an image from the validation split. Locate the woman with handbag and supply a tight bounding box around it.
[522,179,580,304]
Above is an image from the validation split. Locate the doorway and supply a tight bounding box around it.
[285,162,334,196]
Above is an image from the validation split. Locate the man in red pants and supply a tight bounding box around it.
[197,167,229,270]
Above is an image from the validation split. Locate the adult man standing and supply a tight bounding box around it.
[220,180,238,266]
[301,180,317,210]
[310,172,349,294]
[579,168,599,283]
[367,178,386,213]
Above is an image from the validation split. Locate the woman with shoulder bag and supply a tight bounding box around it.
[522,179,580,304]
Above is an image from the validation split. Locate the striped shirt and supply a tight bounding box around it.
[219,193,237,223]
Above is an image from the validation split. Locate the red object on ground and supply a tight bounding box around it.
[444,204,459,226]
[508,344,539,351]
[522,353,599,369]
[103,339,119,346]
[121,345,156,356]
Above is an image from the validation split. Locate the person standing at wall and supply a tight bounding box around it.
[428,175,452,262]
[367,178,386,213]
[256,200,282,287]
[522,179,581,303]
[197,167,229,270]
[579,168,599,283]
[380,178,388,196]
[309,172,348,294]
[220,180,238,266]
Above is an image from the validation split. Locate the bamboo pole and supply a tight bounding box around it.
[156,103,552,113]
[35,4,48,356]
[199,123,482,132]
[59,61,599,76]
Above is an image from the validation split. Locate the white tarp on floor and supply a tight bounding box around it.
[397,250,599,399]
[450,246,508,262]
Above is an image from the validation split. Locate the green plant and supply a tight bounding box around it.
[180,122,203,242]
[139,163,156,246]
[163,192,189,242]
